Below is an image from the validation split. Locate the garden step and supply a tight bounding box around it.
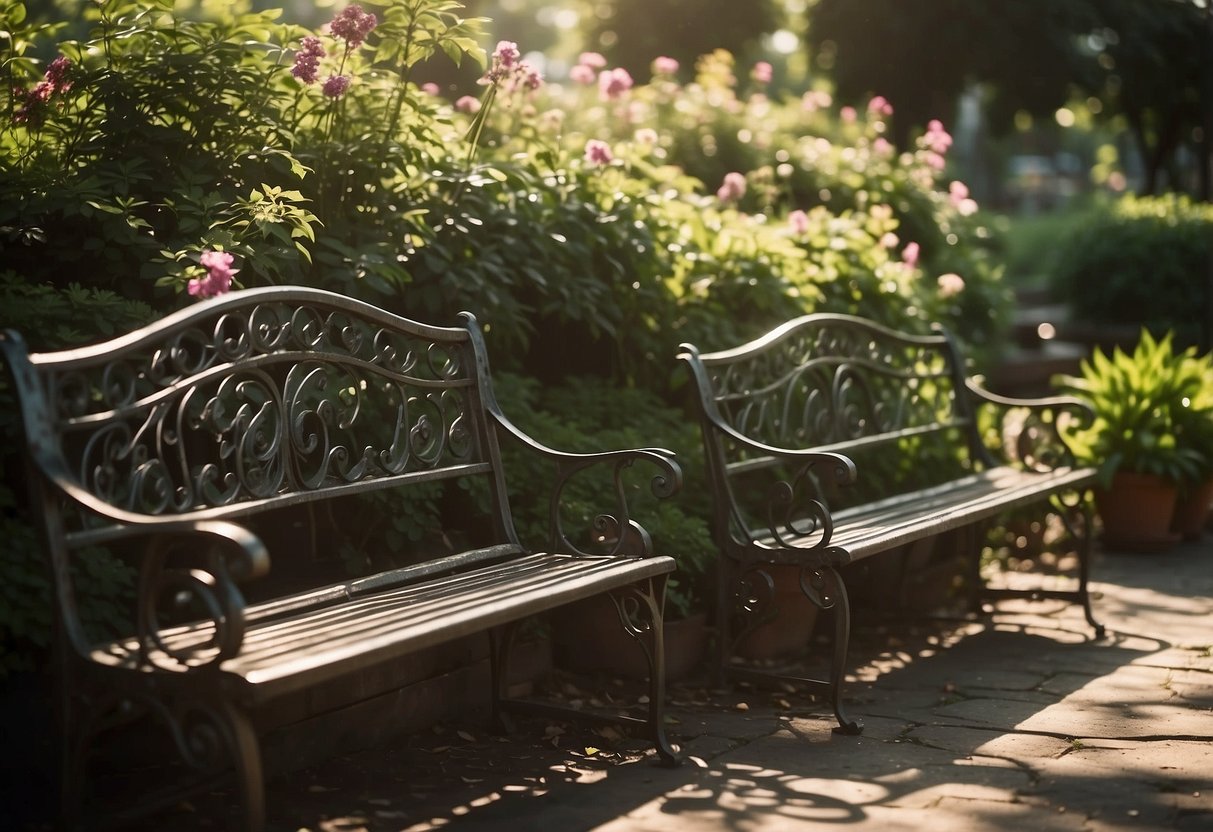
[987,339,1087,397]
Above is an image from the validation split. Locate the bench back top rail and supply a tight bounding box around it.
[679,313,985,465]
[1,287,525,549]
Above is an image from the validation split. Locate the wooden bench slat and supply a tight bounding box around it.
[92,552,674,701]
[828,466,1097,561]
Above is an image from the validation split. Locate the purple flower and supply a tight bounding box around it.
[291,36,326,85]
[584,139,614,166]
[598,67,633,101]
[716,172,747,203]
[330,5,377,48]
[495,41,521,69]
[322,74,351,98]
[189,251,236,299]
[12,55,72,125]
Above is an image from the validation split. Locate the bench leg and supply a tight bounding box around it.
[816,566,864,735]
[609,579,680,767]
[488,622,520,734]
[1055,490,1106,638]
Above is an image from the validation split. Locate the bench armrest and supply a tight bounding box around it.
[489,409,682,557]
[965,379,1094,472]
[698,417,858,563]
[70,515,267,672]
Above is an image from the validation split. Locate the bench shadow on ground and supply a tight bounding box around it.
[237,590,1206,832]
[18,561,1207,832]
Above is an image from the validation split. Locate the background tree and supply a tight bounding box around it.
[806,0,1210,198]
[586,0,781,79]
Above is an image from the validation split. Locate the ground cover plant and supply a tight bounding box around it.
[1,0,1011,671]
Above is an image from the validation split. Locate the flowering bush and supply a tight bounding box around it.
[1,1,1018,641]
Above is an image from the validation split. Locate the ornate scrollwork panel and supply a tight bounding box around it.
[711,321,958,451]
[46,299,484,522]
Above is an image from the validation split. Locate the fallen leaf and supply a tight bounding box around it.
[584,746,600,756]
[457,730,476,742]
[735,702,750,711]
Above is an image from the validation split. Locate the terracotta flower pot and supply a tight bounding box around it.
[1171,478,1213,540]
[1095,471,1180,552]
[735,563,820,660]
[551,595,708,682]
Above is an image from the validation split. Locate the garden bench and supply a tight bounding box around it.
[2,286,682,831]
[678,313,1104,733]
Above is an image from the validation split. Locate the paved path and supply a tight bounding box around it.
[140,539,1213,831]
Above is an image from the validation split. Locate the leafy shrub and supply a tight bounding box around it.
[0,275,154,676]
[1052,194,1213,345]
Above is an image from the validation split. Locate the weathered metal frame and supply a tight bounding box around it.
[2,286,683,831]
[678,313,1103,735]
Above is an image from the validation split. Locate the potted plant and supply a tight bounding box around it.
[1060,329,1211,551]
[1169,348,1213,538]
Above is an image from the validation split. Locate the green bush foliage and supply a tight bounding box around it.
[1053,194,1213,344]
[0,0,1015,667]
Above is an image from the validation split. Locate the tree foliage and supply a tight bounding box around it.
[806,0,1211,197]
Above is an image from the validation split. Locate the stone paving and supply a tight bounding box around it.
[220,537,1213,832]
[85,538,1213,831]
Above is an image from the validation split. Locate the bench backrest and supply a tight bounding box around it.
[679,314,988,521]
[2,289,529,630]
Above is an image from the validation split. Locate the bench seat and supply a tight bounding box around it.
[92,550,674,701]
[679,313,1105,736]
[2,286,683,830]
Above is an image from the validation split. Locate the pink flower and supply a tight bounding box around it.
[189,251,236,299]
[937,273,965,298]
[421,82,440,95]
[329,5,377,48]
[924,151,946,171]
[569,63,596,84]
[751,61,773,84]
[494,41,521,69]
[652,56,679,76]
[520,64,543,91]
[867,95,893,117]
[12,55,73,125]
[291,36,326,85]
[598,67,633,100]
[801,90,832,111]
[584,139,614,166]
[902,242,920,267]
[949,180,969,202]
[634,128,659,145]
[716,171,747,203]
[578,52,608,69]
[922,119,953,154]
[45,57,71,90]
[872,137,893,157]
[840,106,857,123]
[454,95,481,113]
[788,209,809,234]
[322,74,350,98]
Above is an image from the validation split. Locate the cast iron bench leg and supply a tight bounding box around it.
[609,579,680,767]
[822,566,864,735]
[489,623,520,734]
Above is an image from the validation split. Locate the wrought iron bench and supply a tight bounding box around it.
[2,286,682,831]
[678,313,1104,734]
